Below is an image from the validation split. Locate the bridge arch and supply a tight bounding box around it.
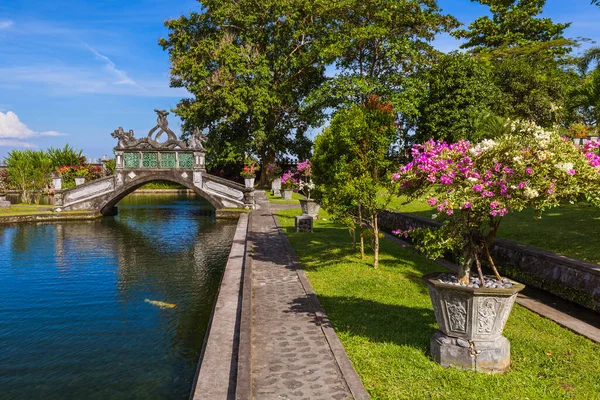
[98,174,223,215]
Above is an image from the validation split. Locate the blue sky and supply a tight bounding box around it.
[0,0,599,161]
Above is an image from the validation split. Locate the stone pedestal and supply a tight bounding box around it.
[295,215,313,232]
[0,195,10,209]
[271,177,281,196]
[430,331,510,373]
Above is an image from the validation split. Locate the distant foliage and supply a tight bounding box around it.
[47,144,85,169]
[5,150,53,203]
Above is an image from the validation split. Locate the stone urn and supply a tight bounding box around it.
[422,272,525,373]
[281,189,293,200]
[271,177,282,196]
[299,198,320,219]
[75,177,86,186]
[244,177,255,188]
[0,192,10,209]
[52,177,63,191]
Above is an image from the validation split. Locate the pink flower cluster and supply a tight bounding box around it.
[582,141,600,171]
[297,160,312,177]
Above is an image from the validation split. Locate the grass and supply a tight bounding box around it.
[275,207,600,400]
[265,190,306,204]
[0,204,90,217]
[138,181,186,190]
[386,195,600,264]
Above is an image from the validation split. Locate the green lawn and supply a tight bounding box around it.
[276,208,600,400]
[265,190,305,204]
[387,196,600,264]
[0,204,89,217]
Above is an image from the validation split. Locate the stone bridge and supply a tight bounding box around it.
[54,110,255,215]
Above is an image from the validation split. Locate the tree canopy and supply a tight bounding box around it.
[160,0,327,178]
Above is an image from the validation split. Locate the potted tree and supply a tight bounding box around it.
[394,122,600,373]
[240,160,259,188]
[280,170,297,200]
[297,160,320,218]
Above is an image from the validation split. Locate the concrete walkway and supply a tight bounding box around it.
[247,193,369,400]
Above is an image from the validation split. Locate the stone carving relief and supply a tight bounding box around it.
[65,180,114,202]
[204,180,244,201]
[445,298,467,333]
[111,109,207,151]
[477,298,499,334]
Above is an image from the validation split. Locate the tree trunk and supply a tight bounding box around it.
[258,148,275,187]
[358,204,365,259]
[349,225,356,251]
[373,213,379,269]
[458,244,474,285]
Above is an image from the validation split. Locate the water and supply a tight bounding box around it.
[0,194,237,399]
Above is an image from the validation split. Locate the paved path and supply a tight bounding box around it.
[249,193,366,399]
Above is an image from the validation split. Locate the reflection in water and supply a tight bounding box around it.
[0,195,236,399]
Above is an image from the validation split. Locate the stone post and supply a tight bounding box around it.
[52,177,63,191]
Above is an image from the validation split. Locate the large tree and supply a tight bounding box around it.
[308,0,459,139]
[453,0,571,56]
[416,52,501,143]
[160,0,327,183]
[452,0,577,128]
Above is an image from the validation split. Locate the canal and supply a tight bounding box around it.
[0,194,237,399]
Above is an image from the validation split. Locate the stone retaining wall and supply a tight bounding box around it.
[378,210,600,311]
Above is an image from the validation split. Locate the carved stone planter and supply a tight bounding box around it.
[244,177,255,188]
[74,177,86,186]
[423,272,525,373]
[271,177,281,196]
[281,189,293,200]
[299,199,320,219]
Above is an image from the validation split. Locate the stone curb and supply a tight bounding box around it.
[235,213,253,400]
[384,232,600,343]
[191,213,249,400]
[0,212,102,225]
[271,208,371,400]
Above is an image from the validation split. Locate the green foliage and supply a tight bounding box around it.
[416,53,501,143]
[309,0,458,132]
[159,0,327,172]
[5,150,53,203]
[47,144,85,169]
[453,0,571,56]
[489,57,576,127]
[104,158,116,175]
[313,96,398,267]
[570,47,600,128]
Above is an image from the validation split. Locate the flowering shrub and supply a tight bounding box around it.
[394,122,600,284]
[568,123,593,139]
[281,170,298,190]
[55,164,104,188]
[240,161,259,178]
[296,160,315,199]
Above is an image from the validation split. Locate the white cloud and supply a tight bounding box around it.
[0,20,13,30]
[82,43,138,86]
[0,111,67,144]
[0,66,187,97]
[0,139,34,148]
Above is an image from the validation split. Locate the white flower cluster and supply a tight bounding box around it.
[537,150,553,161]
[469,139,497,155]
[298,180,315,191]
[555,162,574,174]
[523,187,540,199]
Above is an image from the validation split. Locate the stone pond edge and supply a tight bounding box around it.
[190,212,249,399]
